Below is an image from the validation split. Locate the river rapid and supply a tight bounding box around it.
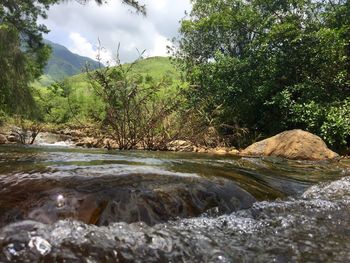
[0,144,349,262]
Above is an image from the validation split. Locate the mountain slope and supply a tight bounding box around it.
[68,56,180,85]
[43,39,101,82]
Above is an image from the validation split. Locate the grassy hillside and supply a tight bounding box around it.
[33,56,184,124]
[67,56,180,85]
[129,56,180,81]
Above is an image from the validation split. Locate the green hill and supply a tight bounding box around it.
[33,56,183,124]
[128,56,180,81]
[66,56,181,90]
[69,56,179,81]
[42,39,101,84]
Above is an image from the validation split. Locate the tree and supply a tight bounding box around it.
[175,0,350,149]
[0,0,53,115]
[0,0,145,115]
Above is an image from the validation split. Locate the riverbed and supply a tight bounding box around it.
[0,144,349,262]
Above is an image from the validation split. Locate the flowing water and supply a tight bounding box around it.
[0,143,349,262]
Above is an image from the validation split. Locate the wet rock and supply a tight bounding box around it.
[34,133,72,146]
[241,129,339,160]
[75,141,85,147]
[97,180,255,226]
[75,137,100,148]
[167,141,239,155]
[6,135,19,143]
[194,146,207,153]
[0,173,255,228]
[2,176,350,262]
[0,147,350,262]
[228,149,240,155]
[207,147,239,155]
[75,136,118,149]
[59,128,84,138]
[102,138,119,149]
[0,134,7,144]
[167,140,194,152]
[302,176,350,200]
[206,147,225,155]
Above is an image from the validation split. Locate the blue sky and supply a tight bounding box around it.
[39,0,191,64]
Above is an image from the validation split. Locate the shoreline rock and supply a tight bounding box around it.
[240,129,339,161]
[73,136,240,155]
[1,126,344,159]
[0,134,7,144]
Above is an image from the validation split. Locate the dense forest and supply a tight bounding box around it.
[0,0,349,152]
[175,0,350,150]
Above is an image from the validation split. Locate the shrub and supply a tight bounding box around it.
[85,52,184,150]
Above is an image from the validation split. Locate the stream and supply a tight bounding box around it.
[0,143,349,262]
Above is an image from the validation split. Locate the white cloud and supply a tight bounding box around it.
[148,34,171,57]
[68,32,113,65]
[39,0,191,63]
[152,0,167,11]
[69,32,96,60]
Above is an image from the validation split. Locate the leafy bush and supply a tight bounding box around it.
[85,54,185,150]
[35,82,73,124]
[320,99,350,149]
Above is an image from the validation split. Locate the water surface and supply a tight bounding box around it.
[0,145,349,262]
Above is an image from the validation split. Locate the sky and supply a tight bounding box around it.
[39,0,191,64]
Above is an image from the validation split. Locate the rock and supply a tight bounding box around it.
[7,135,19,143]
[62,128,72,136]
[70,130,83,137]
[206,147,240,155]
[75,141,85,147]
[75,137,104,148]
[195,147,208,153]
[240,129,339,160]
[34,132,71,145]
[0,174,256,228]
[228,149,240,155]
[167,142,239,155]
[167,140,194,152]
[75,138,91,148]
[103,138,112,149]
[103,138,118,149]
[208,147,228,155]
[0,134,7,144]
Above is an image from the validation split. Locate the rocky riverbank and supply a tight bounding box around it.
[59,128,241,155]
[0,125,240,155]
[0,125,344,160]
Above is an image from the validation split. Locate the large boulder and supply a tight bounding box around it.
[241,129,339,160]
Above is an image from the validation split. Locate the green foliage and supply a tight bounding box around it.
[35,82,72,123]
[85,55,185,150]
[176,0,350,149]
[0,0,53,115]
[34,80,104,125]
[321,100,350,149]
[0,24,48,116]
[0,0,145,116]
[33,56,182,128]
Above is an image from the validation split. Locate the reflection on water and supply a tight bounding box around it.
[0,145,349,262]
